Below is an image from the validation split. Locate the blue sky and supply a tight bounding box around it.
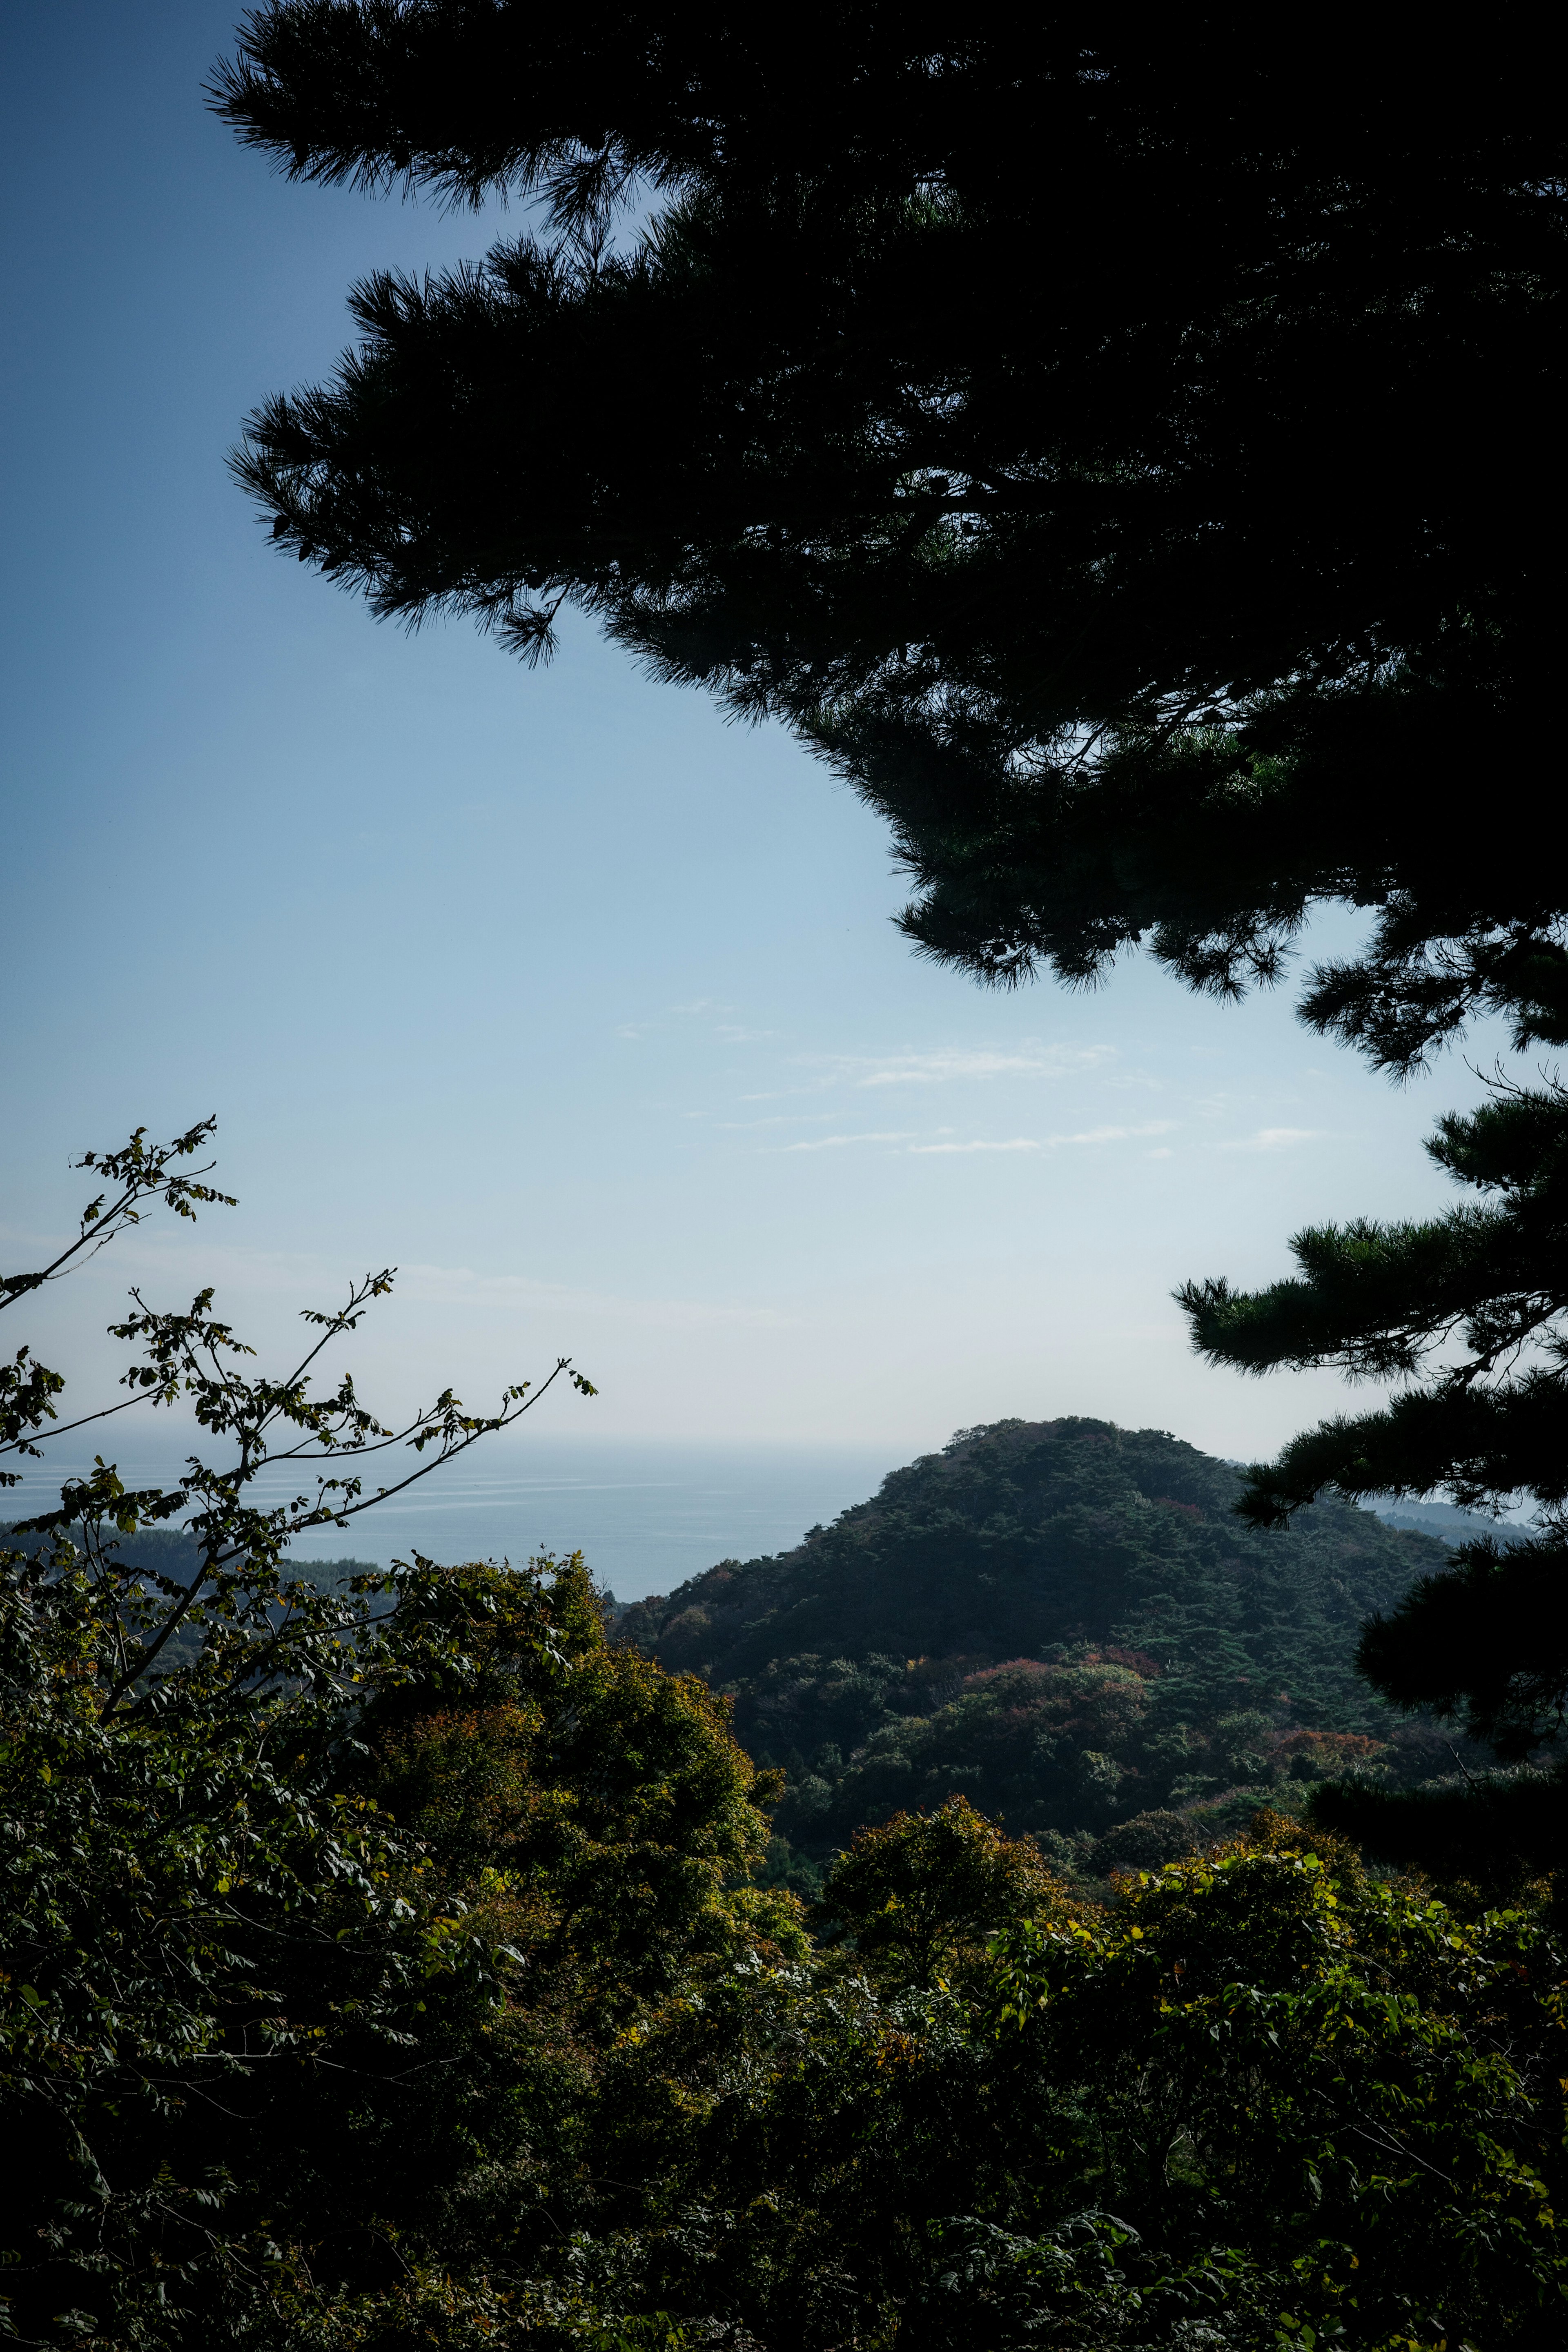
[1,3,1510,1472]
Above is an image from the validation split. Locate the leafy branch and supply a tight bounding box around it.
[2,1120,595,1719]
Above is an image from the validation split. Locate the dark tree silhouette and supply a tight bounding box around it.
[214,7,1568,1057]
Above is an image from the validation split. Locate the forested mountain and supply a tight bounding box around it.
[1366,1496,1515,1544]
[7,1421,1463,1882]
[616,1418,1467,1878]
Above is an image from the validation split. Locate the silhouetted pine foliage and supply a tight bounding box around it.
[211,11,1568,1889]
[209,5,1568,1894]
[1180,1078,1568,1876]
[214,7,1568,1062]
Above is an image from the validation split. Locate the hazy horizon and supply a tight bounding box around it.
[0,1416,1512,1608]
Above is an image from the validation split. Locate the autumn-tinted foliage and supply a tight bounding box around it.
[9,1129,1568,2345]
[0,1541,790,2349]
[13,1509,1568,2349]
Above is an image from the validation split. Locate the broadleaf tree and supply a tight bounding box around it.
[10,1133,1568,2345]
[0,1120,598,2343]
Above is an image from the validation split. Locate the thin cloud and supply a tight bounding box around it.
[719,1113,841,1130]
[743,1044,1113,1100]
[616,997,735,1039]
[832,1043,1114,1089]
[782,1131,918,1152]
[909,1137,1042,1155]
[909,1119,1177,1156]
[1049,1121,1178,1146]
[1220,1126,1320,1151]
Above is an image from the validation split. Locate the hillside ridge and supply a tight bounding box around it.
[615,1416,1468,1878]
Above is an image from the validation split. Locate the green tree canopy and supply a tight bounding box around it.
[819,1794,1065,1986]
[0,1121,781,2345]
[617,1416,1468,1875]
[213,6,1568,1062]
[11,1129,1568,2345]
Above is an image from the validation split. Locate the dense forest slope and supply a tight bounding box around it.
[8,1423,1468,1883]
[615,1418,1468,1878]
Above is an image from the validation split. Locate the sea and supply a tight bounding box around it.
[6,1441,1529,1606]
[0,1436,902,1604]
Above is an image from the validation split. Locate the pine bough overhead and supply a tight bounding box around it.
[214,5,1568,1051]
[1180,1077,1568,1866]
[212,6,1568,1875]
